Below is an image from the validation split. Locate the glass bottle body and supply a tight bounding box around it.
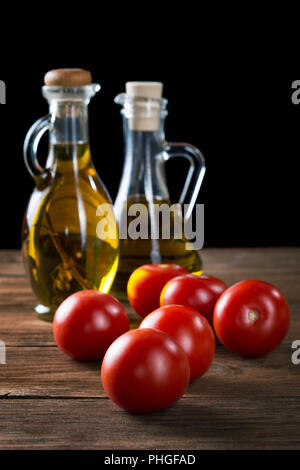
[22,86,119,321]
[111,99,204,300]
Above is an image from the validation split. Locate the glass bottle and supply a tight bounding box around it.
[22,69,119,321]
[111,82,205,299]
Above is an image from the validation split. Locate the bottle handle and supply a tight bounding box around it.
[23,115,51,181]
[163,142,206,221]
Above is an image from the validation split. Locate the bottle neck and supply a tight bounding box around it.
[49,100,89,144]
[116,116,170,204]
[124,126,164,165]
[46,100,92,173]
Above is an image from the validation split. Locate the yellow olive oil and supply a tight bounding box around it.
[22,143,119,321]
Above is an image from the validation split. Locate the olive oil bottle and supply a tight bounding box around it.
[22,69,119,321]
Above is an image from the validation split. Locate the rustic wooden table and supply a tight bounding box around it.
[0,248,299,450]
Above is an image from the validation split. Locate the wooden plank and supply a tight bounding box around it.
[0,303,298,347]
[201,246,300,274]
[0,343,298,399]
[0,307,141,347]
[0,250,25,276]
[1,247,300,278]
[2,246,300,267]
[0,397,299,450]
[0,248,300,450]
[0,248,299,346]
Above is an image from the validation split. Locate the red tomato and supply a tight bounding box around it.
[213,280,290,358]
[140,305,215,381]
[160,274,227,324]
[127,264,189,318]
[101,328,190,413]
[53,290,129,361]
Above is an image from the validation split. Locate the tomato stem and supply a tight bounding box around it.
[248,310,259,322]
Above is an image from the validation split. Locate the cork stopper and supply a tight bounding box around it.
[44,69,92,87]
[125,81,163,131]
[126,82,163,99]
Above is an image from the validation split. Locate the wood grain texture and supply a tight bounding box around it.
[0,398,299,450]
[0,248,300,449]
[0,344,298,399]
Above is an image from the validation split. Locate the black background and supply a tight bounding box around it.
[0,37,298,249]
